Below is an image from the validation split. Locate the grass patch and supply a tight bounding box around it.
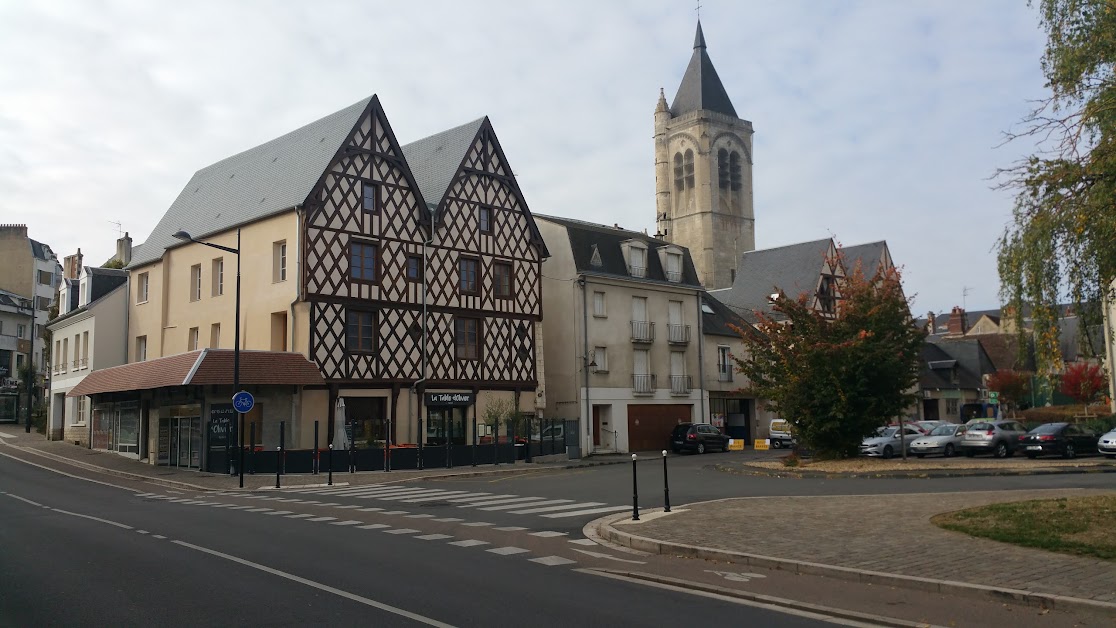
[932,495,1116,561]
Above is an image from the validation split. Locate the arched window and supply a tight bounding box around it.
[683,149,695,189]
[717,149,729,189]
[729,151,742,191]
[673,153,684,191]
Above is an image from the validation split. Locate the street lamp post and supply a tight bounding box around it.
[173,229,242,487]
[24,298,35,434]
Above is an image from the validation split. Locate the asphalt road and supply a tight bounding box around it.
[0,452,841,627]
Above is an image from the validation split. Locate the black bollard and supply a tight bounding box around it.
[327,443,333,486]
[471,414,477,467]
[313,420,319,475]
[276,421,284,489]
[632,453,640,521]
[662,449,671,513]
[275,447,281,488]
[350,439,356,474]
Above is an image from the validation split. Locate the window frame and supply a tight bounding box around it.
[362,181,379,213]
[349,239,381,285]
[673,153,684,191]
[478,206,493,235]
[212,258,224,297]
[137,272,149,304]
[274,241,287,283]
[592,346,608,373]
[458,256,481,296]
[188,327,199,351]
[38,270,52,286]
[683,149,695,189]
[135,336,147,362]
[189,264,202,302]
[345,309,377,354]
[405,255,423,283]
[454,316,482,361]
[592,291,607,318]
[492,260,513,299]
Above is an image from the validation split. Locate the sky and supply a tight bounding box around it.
[0,0,1050,315]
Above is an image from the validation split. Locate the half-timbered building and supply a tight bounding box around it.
[71,95,546,469]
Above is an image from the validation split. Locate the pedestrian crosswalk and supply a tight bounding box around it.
[266,484,630,520]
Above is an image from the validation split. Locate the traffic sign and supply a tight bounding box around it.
[989,391,999,404]
[232,390,255,414]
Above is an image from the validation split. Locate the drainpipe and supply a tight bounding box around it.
[411,209,440,443]
[696,292,706,425]
[290,205,302,443]
[579,276,591,454]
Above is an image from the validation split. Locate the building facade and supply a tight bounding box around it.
[0,224,61,392]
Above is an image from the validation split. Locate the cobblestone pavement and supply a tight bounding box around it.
[623,489,1116,602]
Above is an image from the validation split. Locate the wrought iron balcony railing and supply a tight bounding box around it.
[632,374,656,395]
[667,324,690,344]
[630,321,655,343]
[670,375,692,395]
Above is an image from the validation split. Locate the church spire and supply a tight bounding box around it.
[670,21,736,118]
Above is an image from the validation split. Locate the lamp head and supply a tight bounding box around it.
[172,230,193,242]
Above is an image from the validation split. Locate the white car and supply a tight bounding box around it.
[909,423,967,458]
[859,425,923,459]
[1099,429,1116,459]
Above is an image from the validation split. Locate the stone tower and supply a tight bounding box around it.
[655,22,755,290]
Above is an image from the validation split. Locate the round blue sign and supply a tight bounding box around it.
[232,390,255,414]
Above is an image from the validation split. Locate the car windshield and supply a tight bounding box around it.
[929,425,955,436]
[970,422,993,431]
[671,425,691,436]
[1030,424,1064,434]
[877,427,898,437]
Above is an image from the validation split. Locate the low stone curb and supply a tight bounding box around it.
[718,462,1116,480]
[597,511,1116,618]
[2,443,215,492]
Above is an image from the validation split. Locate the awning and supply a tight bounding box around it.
[68,349,325,397]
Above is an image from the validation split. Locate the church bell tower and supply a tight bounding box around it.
[655,21,755,290]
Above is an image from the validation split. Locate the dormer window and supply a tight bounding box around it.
[666,253,682,282]
[629,246,646,278]
[818,275,836,314]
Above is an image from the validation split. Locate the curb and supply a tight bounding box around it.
[597,512,1116,618]
[2,443,215,492]
[719,462,1116,480]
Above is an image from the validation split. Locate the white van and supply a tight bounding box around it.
[768,419,795,449]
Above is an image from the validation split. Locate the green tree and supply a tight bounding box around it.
[997,0,1116,395]
[735,262,925,458]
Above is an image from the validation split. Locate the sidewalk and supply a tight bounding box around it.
[0,424,629,491]
[597,489,1116,615]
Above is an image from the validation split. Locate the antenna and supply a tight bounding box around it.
[962,286,972,310]
[108,220,124,237]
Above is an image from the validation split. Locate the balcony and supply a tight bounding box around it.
[666,270,682,282]
[81,357,88,368]
[670,375,692,395]
[717,366,733,383]
[632,374,656,395]
[667,324,690,345]
[630,321,655,343]
[630,265,646,279]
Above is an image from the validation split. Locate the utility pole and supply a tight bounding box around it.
[24,298,34,433]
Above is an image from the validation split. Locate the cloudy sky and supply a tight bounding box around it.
[0,0,1048,314]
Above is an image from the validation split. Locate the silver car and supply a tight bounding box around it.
[960,419,1028,458]
[909,423,967,458]
[1098,429,1116,459]
[860,425,923,459]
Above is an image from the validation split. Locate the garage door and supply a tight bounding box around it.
[627,404,692,452]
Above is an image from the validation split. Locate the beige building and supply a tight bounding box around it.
[654,22,755,291]
[0,224,61,389]
[699,295,775,444]
[535,215,705,454]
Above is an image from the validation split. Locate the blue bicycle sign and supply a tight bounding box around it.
[232,391,255,414]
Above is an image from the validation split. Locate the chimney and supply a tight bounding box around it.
[926,311,936,334]
[947,306,967,335]
[115,232,132,267]
[63,248,83,280]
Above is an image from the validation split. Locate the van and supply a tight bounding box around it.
[768,419,795,449]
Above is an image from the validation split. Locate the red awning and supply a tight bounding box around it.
[68,349,324,397]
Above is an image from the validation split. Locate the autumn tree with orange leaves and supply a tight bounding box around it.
[735,261,925,458]
[1059,362,1107,417]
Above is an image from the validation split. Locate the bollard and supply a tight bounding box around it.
[350,439,356,474]
[328,443,333,486]
[313,420,319,475]
[471,414,477,467]
[280,421,286,476]
[418,416,424,471]
[662,450,671,513]
[632,453,640,521]
[275,447,282,488]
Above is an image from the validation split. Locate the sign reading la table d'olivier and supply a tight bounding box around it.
[425,392,476,407]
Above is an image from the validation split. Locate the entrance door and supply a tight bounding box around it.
[922,399,940,421]
[170,417,201,469]
[592,406,601,447]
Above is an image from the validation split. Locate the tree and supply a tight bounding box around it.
[986,369,1032,417]
[997,0,1116,396]
[1059,361,1106,415]
[735,262,925,458]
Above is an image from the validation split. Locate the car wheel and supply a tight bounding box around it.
[697,443,706,455]
[994,441,1008,458]
[915,453,925,459]
[1026,452,1037,459]
[772,440,782,449]
[1063,443,1076,459]
[944,444,955,457]
[882,445,893,460]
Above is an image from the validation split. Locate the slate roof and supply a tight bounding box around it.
[715,238,833,319]
[670,22,737,118]
[68,349,325,397]
[701,292,753,338]
[399,118,485,210]
[48,268,128,327]
[0,288,26,310]
[920,337,995,391]
[129,97,374,268]
[534,214,701,286]
[976,334,1033,372]
[841,241,886,277]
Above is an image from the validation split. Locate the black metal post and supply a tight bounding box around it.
[631,453,639,521]
[327,443,333,486]
[525,415,533,463]
[278,420,285,488]
[418,415,424,471]
[249,422,256,475]
[275,449,281,488]
[24,298,34,434]
[445,413,451,469]
[471,410,477,467]
[313,420,319,475]
[235,229,243,488]
[662,449,671,513]
[350,437,356,474]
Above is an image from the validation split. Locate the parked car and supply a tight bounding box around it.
[913,420,945,434]
[909,423,967,458]
[768,419,795,449]
[1019,423,1098,459]
[671,422,730,454]
[860,425,923,459]
[1098,428,1116,459]
[959,420,1028,458]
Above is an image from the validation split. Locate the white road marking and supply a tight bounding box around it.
[152,535,166,540]
[383,528,420,535]
[246,508,273,513]
[317,503,340,507]
[136,530,150,535]
[264,510,293,516]
[357,507,385,512]
[414,534,453,541]
[531,556,577,566]
[308,516,336,522]
[449,539,489,547]
[493,526,528,532]
[433,517,464,523]
[459,496,548,508]
[571,549,646,564]
[381,510,409,516]
[405,513,434,519]
[358,523,391,530]
[396,491,474,503]
[49,508,134,530]
[285,513,313,519]
[4,493,43,507]
[442,493,505,503]
[541,505,630,518]
[529,531,567,538]
[330,520,362,526]
[487,547,530,556]
[568,539,598,546]
[335,505,361,509]
[377,490,456,501]
[460,522,493,527]
[705,570,767,583]
[479,499,573,512]
[172,540,456,627]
